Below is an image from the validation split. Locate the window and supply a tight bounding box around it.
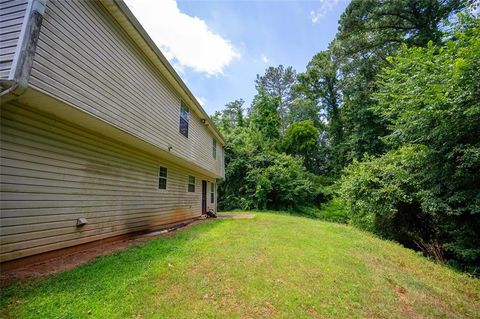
[188,175,195,192]
[212,138,217,159]
[210,182,215,203]
[158,166,167,190]
[179,102,189,138]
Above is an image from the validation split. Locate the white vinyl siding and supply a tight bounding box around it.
[0,102,216,262]
[0,0,29,80]
[28,0,223,177]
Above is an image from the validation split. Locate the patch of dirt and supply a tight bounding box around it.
[216,214,256,219]
[0,218,207,287]
[394,285,421,319]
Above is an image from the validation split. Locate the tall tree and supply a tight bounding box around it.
[287,98,322,129]
[222,99,245,128]
[255,65,297,133]
[296,50,345,173]
[249,88,281,143]
[332,0,467,162]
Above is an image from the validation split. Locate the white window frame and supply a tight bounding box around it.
[158,166,168,190]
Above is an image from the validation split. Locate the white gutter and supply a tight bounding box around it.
[0,0,47,104]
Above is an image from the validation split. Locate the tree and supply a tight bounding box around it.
[255,65,297,133]
[286,98,322,129]
[281,120,322,174]
[331,0,467,165]
[222,99,245,128]
[296,50,345,173]
[249,88,281,143]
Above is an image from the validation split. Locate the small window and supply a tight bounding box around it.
[210,183,215,203]
[158,166,167,190]
[212,138,217,159]
[188,175,195,192]
[179,102,189,138]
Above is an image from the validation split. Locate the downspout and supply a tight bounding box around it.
[0,0,47,105]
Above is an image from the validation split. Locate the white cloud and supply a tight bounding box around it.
[125,0,240,76]
[310,0,343,24]
[195,96,206,106]
[261,54,270,64]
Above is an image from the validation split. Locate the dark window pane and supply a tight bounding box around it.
[159,166,167,178]
[188,176,195,192]
[180,103,189,121]
[159,178,167,190]
[212,139,216,159]
[210,192,214,203]
[179,117,188,138]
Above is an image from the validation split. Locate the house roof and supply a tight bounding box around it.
[100,0,226,146]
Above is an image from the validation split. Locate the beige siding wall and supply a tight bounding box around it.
[0,0,28,80]
[0,102,217,262]
[28,0,223,177]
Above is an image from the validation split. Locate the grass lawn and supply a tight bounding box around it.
[1,212,479,318]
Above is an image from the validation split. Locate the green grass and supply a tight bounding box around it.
[1,213,479,318]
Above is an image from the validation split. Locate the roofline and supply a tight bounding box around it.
[101,0,226,146]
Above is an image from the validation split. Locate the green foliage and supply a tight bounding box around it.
[287,98,322,129]
[218,128,322,211]
[249,88,281,143]
[339,146,430,239]
[282,120,318,155]
[301,0,468,173]
[281,120,322,173]
[255,65,297,132]
[295,51,346,174]
[222,99,245,128]
[340,15,480,274]
[242,152,320,210]
[216,88,326,212]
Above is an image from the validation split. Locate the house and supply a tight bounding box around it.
[0,0,226,266]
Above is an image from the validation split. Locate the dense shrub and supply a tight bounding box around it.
[339,146,433,245]
[340,15,480,274]
[218,134,323,211]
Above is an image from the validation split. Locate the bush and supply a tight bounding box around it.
[339,146,430,239]
[220,151,322,211]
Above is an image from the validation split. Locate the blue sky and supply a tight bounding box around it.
[126,0,350,115]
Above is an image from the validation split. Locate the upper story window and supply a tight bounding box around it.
[179,102,189,138]
[210,182,215,203]
[158,166,167,190]
[188,175,195,192]
[212,138,217,159]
